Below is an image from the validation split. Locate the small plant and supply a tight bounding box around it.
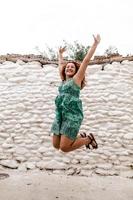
[104,45,119,56]
[62,40,90,61]
[35,40,90,61]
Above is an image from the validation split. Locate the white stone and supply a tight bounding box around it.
[95,169,119,176]
[53,170,65,175]
[15,103,26,111]
[36,161,47,169]
[96,163,113,170]
[71,159,80,164]
[16,59,26,65]
[26,162,36,170]
[109,155,117,160]
[38,147,47,153]
[18,163,27,172]
[121,60,130,65]
[15,147,29,155]
[0,76,7,82]
[80,159,88,165]
[0,160,19,169]
[62,157,71,164]
[16,156,27,162]
[123,133,133,140]
[0,133,9,139]
[5,138,13,144]
[66,168,77,175]
[119,156,129,162]
[44,160,67,170]
[114,166,131,171]
[28,157,41,162]
[8,77,26,83]
[2,143,14,149]
[80,170,93,177]
[108,111,124,116]
[108,94,118,101]
[112,142,122,148]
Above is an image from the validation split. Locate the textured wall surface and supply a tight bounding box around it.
[0,60,133,177]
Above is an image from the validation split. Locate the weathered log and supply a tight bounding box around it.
[0,54,133,66]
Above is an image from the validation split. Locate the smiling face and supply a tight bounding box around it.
[65,62,76,78]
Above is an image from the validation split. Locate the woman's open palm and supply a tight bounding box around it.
[93,34,101,45]
[59,46,66,54]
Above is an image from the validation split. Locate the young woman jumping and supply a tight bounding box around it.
[51,34,101,152]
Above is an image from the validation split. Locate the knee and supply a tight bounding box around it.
[60,145,70,152]
[52,135,60,150]
[53,143,60,150]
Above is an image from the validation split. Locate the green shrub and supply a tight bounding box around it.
[35,40,90,61]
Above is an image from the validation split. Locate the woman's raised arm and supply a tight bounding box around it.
[74,34,101,82]
[58,46,67,81]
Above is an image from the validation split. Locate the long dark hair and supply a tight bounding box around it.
[61,61,86,89]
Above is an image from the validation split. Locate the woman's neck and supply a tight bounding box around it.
[66,76,73,81]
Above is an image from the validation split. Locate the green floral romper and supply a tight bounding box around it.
[50,78,84,140]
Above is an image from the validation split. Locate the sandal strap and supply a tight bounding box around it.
[89,133,98,149]
[88,135,93,143]
[80,132,87,137]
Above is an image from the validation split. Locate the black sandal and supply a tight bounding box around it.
[80,132,91,149]
[80,132,98,149]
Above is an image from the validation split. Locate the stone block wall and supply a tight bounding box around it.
[0,59,133,177]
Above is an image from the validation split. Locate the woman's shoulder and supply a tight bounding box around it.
[72,77,81,89]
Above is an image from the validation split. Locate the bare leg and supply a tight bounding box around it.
[60,135,91,152]
[52,135,61,149]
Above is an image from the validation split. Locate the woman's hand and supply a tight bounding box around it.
[93,34,101,45]
[59,46,66,54]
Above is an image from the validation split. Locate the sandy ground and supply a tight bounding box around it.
[0,170,133,200]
